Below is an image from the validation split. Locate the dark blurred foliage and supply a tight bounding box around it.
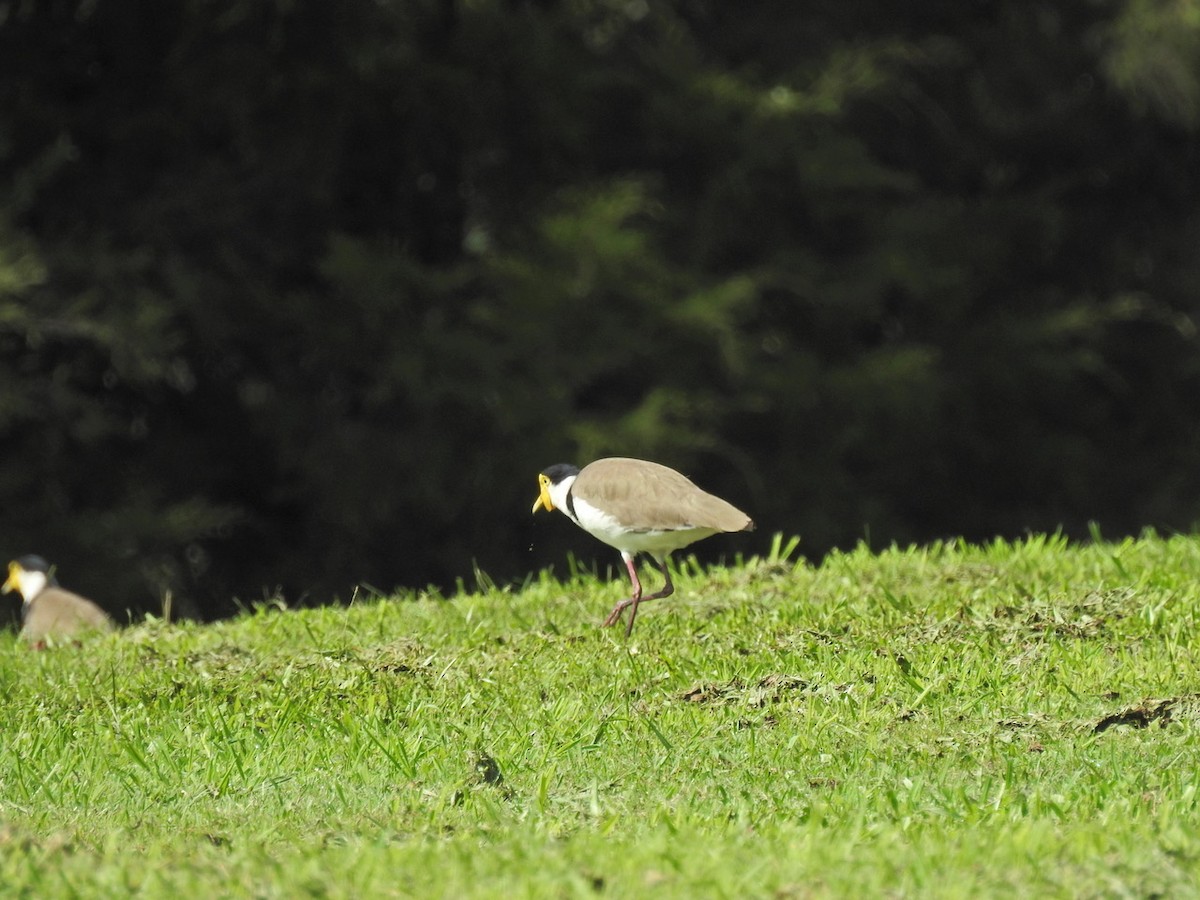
[0,0,1198,620]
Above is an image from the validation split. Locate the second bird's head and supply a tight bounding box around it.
[3,555,56,603]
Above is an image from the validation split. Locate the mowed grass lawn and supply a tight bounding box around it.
[1,533,1199,897]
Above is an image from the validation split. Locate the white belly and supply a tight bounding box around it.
[572,496,717,555]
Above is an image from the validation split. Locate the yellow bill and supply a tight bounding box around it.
[2,562,20,594]
[532,475,555,513]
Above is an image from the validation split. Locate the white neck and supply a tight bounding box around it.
[12,570,48,603]
[548,474,578,520]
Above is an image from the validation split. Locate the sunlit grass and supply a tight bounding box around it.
[1,532,1199,896]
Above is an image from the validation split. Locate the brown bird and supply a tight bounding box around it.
[3,555,114,642]
[532,457,754,636]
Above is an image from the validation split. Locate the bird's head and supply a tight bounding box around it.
[532,464,580,514]
[3,555,54,603]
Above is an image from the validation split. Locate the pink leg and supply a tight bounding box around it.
[602,554,674,637]
[602,552,642,630]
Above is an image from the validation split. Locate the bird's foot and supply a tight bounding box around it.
[602,597,636,628]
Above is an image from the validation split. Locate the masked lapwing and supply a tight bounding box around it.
[3,555,114,642]
[532,457,754,636]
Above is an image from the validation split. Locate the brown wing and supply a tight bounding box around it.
[573,458,753,532]
[22,588,114,640]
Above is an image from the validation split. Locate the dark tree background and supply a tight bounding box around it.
[1,0,1198,621]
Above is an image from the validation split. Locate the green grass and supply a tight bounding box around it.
[2,532,1200,897]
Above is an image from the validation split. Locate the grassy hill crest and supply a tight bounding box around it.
[2,531,1198,897]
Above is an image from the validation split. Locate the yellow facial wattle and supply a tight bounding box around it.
[2,563,20,594]
[532,476,555,514]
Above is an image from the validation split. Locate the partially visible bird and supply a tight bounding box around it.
[532,457,755,636]
[2,555,114,642]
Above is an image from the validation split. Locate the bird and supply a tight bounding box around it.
[2,555,114,642]
[532,457,754,636]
